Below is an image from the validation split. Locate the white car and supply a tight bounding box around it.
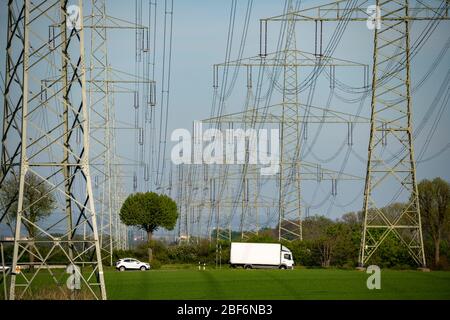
[116,258,150,271]
[0,265,10,272]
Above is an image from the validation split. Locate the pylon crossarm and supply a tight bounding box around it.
[262,0,449,22]
[202,102,376,124]
[215,50,367,68]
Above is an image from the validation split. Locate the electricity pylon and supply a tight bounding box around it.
[88,0,115,267]
[38,0,154,261]
[87,0,135,263]
[209,56,368,242]
[175,158,365,242]
[1,0,106,299]
[360,0,436,268]
[277,2,303,241]
[272,0,450,267]
[84,4,155,253]
[204,0,373,242]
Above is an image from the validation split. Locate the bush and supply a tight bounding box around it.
[244,231,277,243]
[168,244,200,263]
[151,259,162,269]
[149,240,170,263]
[288,240,314,266]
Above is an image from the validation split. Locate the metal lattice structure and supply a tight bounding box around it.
[86,0,148,264]
[1,0,106,299]
[171,0,449,270]
[361,0,434,267]
[88,0,115,267]
[36,0,155,264]
[277,2,303,241]
[275,0,449,267]
[194,3,369,243]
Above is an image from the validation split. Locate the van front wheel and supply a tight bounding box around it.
[279,265,287,270]
[244,265,252,269]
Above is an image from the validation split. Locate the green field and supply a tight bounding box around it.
[104,268,450,300]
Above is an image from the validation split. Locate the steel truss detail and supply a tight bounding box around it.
[1,0,106,300]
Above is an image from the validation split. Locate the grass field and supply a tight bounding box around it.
[104,267,450,300]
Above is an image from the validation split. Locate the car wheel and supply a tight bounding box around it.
[119,266,126,272]
[140,266,147,271]
[279,265,287,270]
[244,265,252,269]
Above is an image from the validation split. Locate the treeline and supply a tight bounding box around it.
[113,211,443,270]
[1,177,447,269]
[116,178,450,270]
[114,210,449,270]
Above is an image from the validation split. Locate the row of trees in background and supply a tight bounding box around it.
[118,178,450,270]
[1,172,448,270]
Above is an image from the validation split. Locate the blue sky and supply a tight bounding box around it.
[0,0,449,237]
[162,0,450,213]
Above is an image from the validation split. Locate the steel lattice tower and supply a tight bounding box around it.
[273,0,449,267]
[192,0,449,264]
[85,0,154,255]
[1,0,106,299]
[278,2,302,241]
[360,0,426,267]
[32,0,151,265]
[88,0,115,267]
[201,0,368,243]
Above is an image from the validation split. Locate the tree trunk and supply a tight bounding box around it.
[147,230,153,263]
[434,235,441,266]
[26,222,36,271]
